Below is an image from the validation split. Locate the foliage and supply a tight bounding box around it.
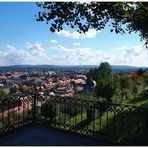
[123,87,148,106]
[87,62,120,102]
[142,72,148,86]
[83,87,148,144]
[131,69,146,98]
[0,89,8,103]
[36,2,148,47]
[61,103,81,116]
[119,75,133,99]
[74,92,97,100]
[41,101,56,121]
[136,68,146,76]
[0,89,7,97]
[120,75,132,90]
[9,86,18,94]
[18,85,29,94]
[86,68,98,82]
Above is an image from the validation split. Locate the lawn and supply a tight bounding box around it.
[84,87,148,144]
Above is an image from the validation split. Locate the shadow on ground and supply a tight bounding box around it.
[0,124,113,146]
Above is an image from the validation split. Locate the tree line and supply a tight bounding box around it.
[86,62,147,102]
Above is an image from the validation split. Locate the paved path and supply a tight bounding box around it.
[0,124,113,146]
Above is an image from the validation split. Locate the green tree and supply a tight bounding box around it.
[87,68,98,80]
[0,89,6,96]
[9,86,17,94]
[136,68,146,77]
[87,62,119,102]
[0,89,7,100]
[41,102,56,121]
[119,75,133,100]
[36,2,148,47]
[142,72,148,86]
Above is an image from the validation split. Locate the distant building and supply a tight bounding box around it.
[74,75,87,80]
[23,79,44,86]
[19,74,30,80]
[0,83,4,87]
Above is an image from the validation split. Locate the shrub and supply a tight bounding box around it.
[41,102,56,121]
[61,103,81,116]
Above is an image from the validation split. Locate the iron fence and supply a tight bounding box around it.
[0,94,148,145]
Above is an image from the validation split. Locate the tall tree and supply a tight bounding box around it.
[136,68,145,77]
[86,68,98,82]
[87,62,119,102]
[142,72,148,86]
[119,75,132,99]
[36,2,148,47]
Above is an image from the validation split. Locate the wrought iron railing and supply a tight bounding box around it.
[0,95,33,133]
[0,94,148,145]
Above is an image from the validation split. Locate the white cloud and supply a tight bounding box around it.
[73,42,80,46]
[26,43,44,52]
[56,29,100,39]
[50,39,58,44]
[50,44,71,52]
[56,30,81,39]
[101,45,148,67]
[0,44,54,66]
[6,44,16,50]
[83,29,100,38]
[50,44,148,66]
[1,45,36,66]
[0,44,147,67]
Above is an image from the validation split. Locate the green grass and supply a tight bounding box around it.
[65,111,87,126]
[84,87,148,144]
[123,87,148,106]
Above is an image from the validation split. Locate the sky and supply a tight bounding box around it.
[0,2,147,67]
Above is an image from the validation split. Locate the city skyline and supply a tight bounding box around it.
[0,2,148,67]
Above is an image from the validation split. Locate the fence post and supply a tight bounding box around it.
[33,93,37,123]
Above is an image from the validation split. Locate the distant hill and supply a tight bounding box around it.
[111,65,148,71]
[0,64,147,72]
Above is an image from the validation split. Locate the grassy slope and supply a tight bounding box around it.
[123,86,148,106]
[88,87,148,144]
[69,87,148,144]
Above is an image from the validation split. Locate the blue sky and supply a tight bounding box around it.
[0,2,147,66]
